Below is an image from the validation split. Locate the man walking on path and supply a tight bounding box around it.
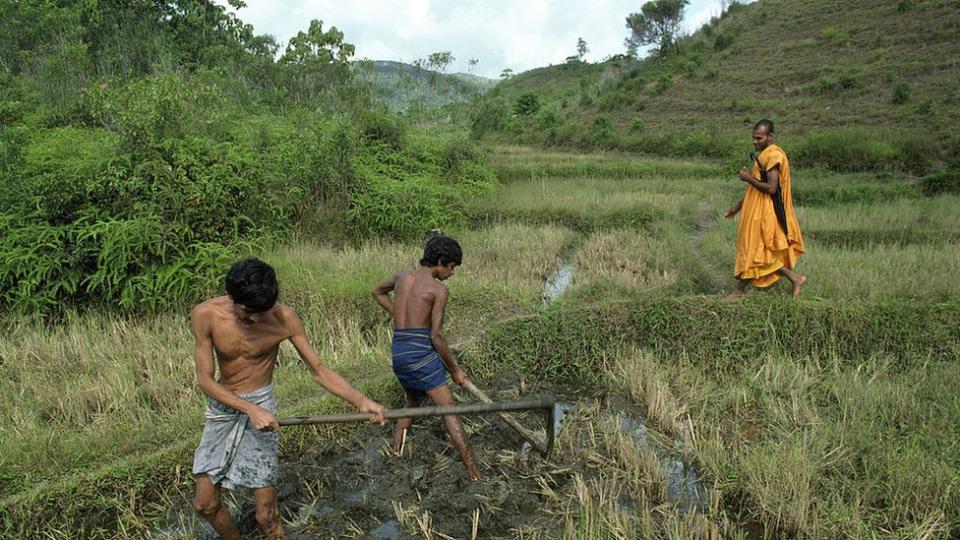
[372,234,481,480]
[191,258,385,539]
[725,119,807,300]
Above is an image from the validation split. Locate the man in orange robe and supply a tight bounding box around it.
[725,119,807,299]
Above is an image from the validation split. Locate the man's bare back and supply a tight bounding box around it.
[371,235,479,479]
[391,270,447,329]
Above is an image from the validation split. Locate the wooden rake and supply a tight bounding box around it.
[279,394,561,457]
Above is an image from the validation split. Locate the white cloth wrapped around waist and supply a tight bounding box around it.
[192,384,278,490]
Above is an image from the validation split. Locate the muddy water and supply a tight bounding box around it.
[541,247,577,305]
[154,373,713,538]
[617,415,708,514]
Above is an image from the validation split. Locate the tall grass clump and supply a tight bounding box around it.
[920,171,960,195]
[794,128,935,172]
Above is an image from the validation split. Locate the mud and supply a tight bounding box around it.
[154,372,713,539]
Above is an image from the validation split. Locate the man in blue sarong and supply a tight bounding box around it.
[372,234,480,480]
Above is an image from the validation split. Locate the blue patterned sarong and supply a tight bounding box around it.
[392,328,448,391]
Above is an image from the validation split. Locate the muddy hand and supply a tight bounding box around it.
[360,398,386,424]
[248,406,279,431]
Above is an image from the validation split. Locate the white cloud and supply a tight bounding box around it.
[684,1,724,33]
[218,0,755,79]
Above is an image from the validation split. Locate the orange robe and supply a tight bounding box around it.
[734,144,805,287]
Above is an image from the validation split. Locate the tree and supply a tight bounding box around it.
[467,57,478,73]
[514,92,540,116]
[624,0,690,57]
[426,50,454,72]
[281,19,355,65]
[499,68,513,80]
[280,19,356,103]
[576,37,589,60]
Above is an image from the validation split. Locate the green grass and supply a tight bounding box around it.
[488,144,723,182]
[663,352,960,537]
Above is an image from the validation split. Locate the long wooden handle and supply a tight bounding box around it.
[463,380,549,455]
[278,396,554,426]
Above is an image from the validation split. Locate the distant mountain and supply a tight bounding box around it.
[355,60,496,113]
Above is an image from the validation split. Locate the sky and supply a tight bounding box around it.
[218,0,756,79]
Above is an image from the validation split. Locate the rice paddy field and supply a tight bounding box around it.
[2,144,958,538]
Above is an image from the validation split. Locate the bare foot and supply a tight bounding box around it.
[724,289,745,302]
[390,428,407,457]
[793,275,807,298]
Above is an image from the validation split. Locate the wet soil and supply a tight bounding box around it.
[156,372,711,539]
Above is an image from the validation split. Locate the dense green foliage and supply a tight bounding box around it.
[0,0,493,315]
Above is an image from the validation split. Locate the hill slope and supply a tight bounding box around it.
[478,0,960,169]
[358,60,495,113]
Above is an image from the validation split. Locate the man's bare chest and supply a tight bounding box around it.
[211,325,284,363]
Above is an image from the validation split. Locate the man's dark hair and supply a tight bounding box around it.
[754,119,775,134]
[225,258,279,312]
[420,235,462,267]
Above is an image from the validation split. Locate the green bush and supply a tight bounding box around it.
[514,92,541,116]
[357,108,406,149]
[535,109,559,130]
[1,71,497,315]
[590,115,615,148]
[545,121,586,147]
[795,129,934,172]
[714,33,735,51]
[892,82,911,104]
[653,74,672,95]
[348,175,463,239]
[814,77,837,94]
[820,26,848,44]
[838,72,857,89]
[469,96,509,138]
[920,171,960,195]
[438,137,497,190]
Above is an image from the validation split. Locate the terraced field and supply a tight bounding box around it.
[3,145,958,538]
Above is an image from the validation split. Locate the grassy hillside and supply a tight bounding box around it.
[477,0,960,169]
[357,60,495,113]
